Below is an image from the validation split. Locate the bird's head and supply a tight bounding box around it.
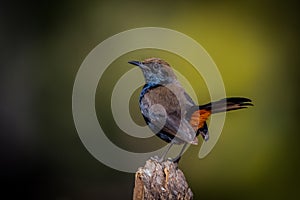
[128,58,177,85]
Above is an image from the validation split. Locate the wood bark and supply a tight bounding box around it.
[133,157,193,200]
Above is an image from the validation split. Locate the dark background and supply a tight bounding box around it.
[1,0,299,199]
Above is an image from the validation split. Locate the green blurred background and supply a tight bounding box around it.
[1,0,299,199]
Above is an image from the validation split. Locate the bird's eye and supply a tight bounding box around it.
[153,64,159,70]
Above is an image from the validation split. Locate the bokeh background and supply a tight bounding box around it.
[1,0,299,199]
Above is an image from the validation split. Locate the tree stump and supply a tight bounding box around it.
[133,157,193,200]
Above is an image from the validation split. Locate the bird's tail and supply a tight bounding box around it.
[188,97,253,133]
[199,97,253,113]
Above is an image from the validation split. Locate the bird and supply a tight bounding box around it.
[128,58,253,162]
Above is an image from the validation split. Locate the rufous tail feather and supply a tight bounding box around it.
[188,97,253,131]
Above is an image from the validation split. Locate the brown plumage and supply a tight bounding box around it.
[128,58,253,162]
[189,110,211,132]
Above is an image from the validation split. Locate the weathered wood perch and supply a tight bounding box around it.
[133,157,193,200]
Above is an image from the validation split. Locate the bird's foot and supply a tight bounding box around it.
[150,156,165,163]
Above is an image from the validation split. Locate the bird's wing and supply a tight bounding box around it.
[140,85,197,144]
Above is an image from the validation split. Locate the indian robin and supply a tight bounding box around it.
[128,58,252,162]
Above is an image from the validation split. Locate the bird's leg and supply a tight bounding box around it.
[171,143,188,163]
[158,143,173,162]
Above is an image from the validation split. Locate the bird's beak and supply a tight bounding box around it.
[128,60,149,70]
[128,60,141,66]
